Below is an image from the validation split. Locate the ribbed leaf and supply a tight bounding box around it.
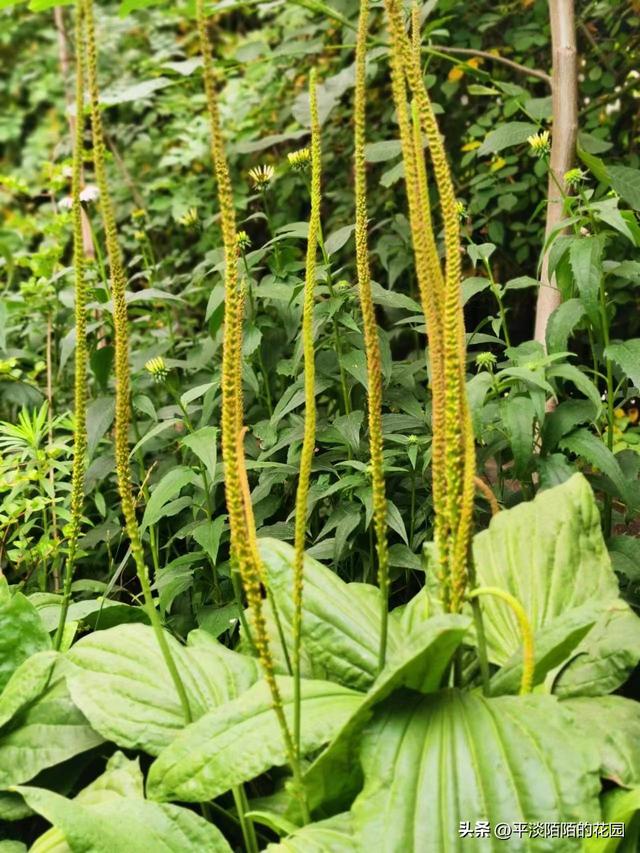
[147,677,362,803]
[257,538,401,690]
[303,614,470,813]
[0,658,103,788]
[541,399,597,454]
[266,813,357,851]
[0,577,50,692]
[562,696,640,787]
[67,625,259,755]
[473,474,618,664]
[17,786,232,853]
[552,599,640,697]
[351,690,601,852]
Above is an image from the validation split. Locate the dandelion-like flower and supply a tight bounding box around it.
[144,356,169,383]
[248,164,275,189]
[527,130,551,158]
[564,168,586,188]
[287,148,311,172]
[236,230,251,251]
[178,207,198,228]
[80,184,100,203]
[455,200,467,220]
[133,230,145,241]
[475,351,497,369]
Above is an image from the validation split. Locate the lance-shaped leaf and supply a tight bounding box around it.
[351,689,601,852]
[147,677,362,803]
[67,624,259,755]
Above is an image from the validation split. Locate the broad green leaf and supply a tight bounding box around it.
[546,298,586,354]
[569,235,604,328]
[605,339,640,389]
[324,225,354,256]
[608,535,640,581]
[502,395,535,479]
[67,624,259,755]
[477,121,538,156]
[351,690,600,852]
[257,538,401,690]
[265,813,357,851]
[609,165,640,211]
[181,427,218,483]
[363,140,401,162]
[0,577,50,692]
[552,599,640,697]
[86,397,115,460]
[559,429,632,506]
[99,77,174,107]
[472,474,618,664]
[0,651,58,729]
[562,696,640,787]
[303,614,470,815]
[0,658,103,788]
[489,602,598,696]
[17,786,232,853]
[141,466,200,530]
[31,752,145,852]
[147,677,362,802]
[584,787,640,853]
[548,363,603,410]
[541,399,598,454]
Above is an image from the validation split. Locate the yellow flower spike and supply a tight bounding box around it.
[196,0,306,819]
[354,0,391,670]
[385,0,476,612]
[386,1,451,607]
[468,587,535,695]
[54,0,88,652]
[292,70,321,763]
[82,0,193,720]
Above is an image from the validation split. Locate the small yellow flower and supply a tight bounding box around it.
[455,200,468,219]
[614,408,626,419]
[133,230,145,241]
[178,207,199,228]
[248,164,275,189]
[490,157,507,172]
[144,356,169,383]
[461,140,481,152]
[132,208,146,220]
[287,148,311,172]
[527,130,551,157]
[236,230,251,251]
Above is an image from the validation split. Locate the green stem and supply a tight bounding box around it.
[599,276,615,538]
[232,785,259,853]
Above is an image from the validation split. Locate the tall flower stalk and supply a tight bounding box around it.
[195,0,309,823]
[384,0,475,612]
[354,0,390,670]
[82,0,193,722]
[54,1,87,651]
[292,71,321,757]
